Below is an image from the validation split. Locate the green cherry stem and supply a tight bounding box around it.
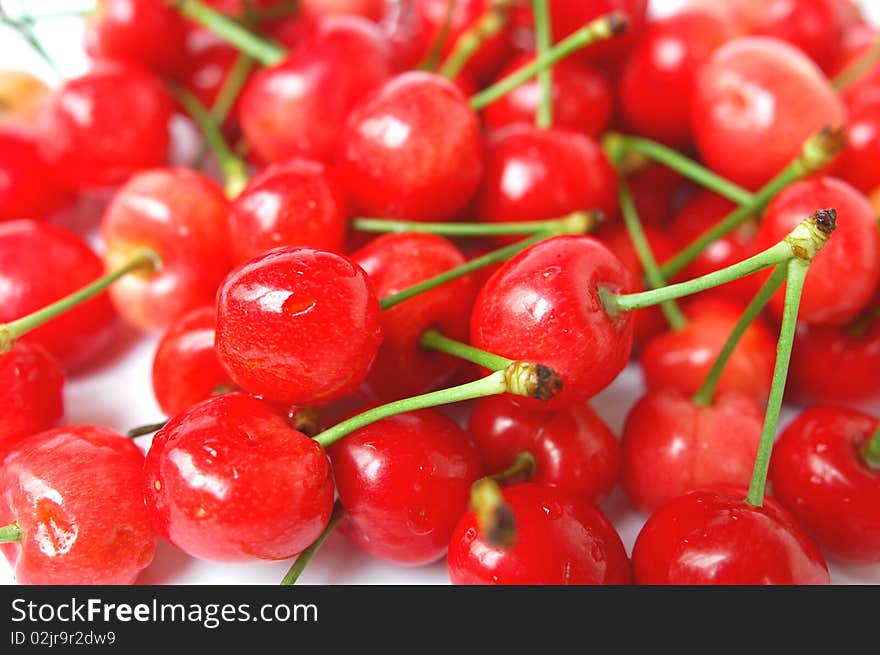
[606,208,837,315]
[0,248,160,354]
[862,421,880,470]
[418,0,459,70]
[532,0,554,129]
[127,420,169,439]
[280,501,344,586]
[833,32,880,91]
[660,126,847,279]
[0,523,21,543]
[470,10,629,111]
[420,328,512,371]
[211,52,255,126]
[0,8,64,79]
[490,451,537,484]
[312,361,561,448]
[745,258,811,507]
[439,0,512,79]
[691,265,787,407]
[352,210,600,237]
[618,180,687,331]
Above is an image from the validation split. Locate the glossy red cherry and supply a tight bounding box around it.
[691,37,845,190]
[0,125,70,221]
[0,343,63,458]
[770,406,880,563]
[468,396,620,503]
[239,15,391,164]
[152,305,235,417]
[837,100,880,195]
[470,235,635,411]
[37,60,173,189]
[754,176,880,326]
[0,220,116,371]
[632,487,830,584]
[0,426,157,584]
[215,246,383,406]
[85,0,189,77]
[329,409,482,566]
[337,71,483,221]
[352,232,477,402]
[228,157,348,265]
[618,7,733,146]
[144,393,334,561]
[101,167,231,332]
[622,389,762,512]
[448,483,632,584]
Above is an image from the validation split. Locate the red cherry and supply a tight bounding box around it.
[101,167,231,332]
[470,235,635,411]
[239,15,391,164]
[468,396,620,503]
[0,125,70,221]
[770,406,880,563]
[691,37,845,190]
[625,163,682,229]
[301,0,385,21]
[0,426,156,584]
[151,306,235,417]
[622,389,762,512]
[379,0,426,71]
[37,61,173,189]
[228,158,348,265]
[640,296,776,404]
[618,7,734,146]
[632,487,830,584]
[329,409,482,565]
[352,232,477,402]
[0,220,116,371]
[144,393,334,561]
[754,176,880,326]
[182,42,244,132]
[85,0,189,77]
[215,246,383,406]
[337,71,483,221]
[483,55,613,136]
[0,343,63,458]
[447,483,632,584]
[833,23,880,110]
[837,100,880,195]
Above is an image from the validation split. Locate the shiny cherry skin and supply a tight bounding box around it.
[85,0,189,77]
[228,158,348,265]
[215,246,383,407]
[640,296,776,404]
[754,176,880,326]
[468,396,620,503]
[329,409,482,566]
[0,220,116,371]
[337,71,483,221]
[239,15,391,164]
[632,487,830,584]
[37,60,173,189]
[691,37,845,190]
[101,167,231,332]
[0,426,156,584]
[144,393,334,562]
[770,406,880,563]
[0,125,70,221]
[622,389,762,512]
[837,100,880,195]
[470,235,635,411]
[151,306,235,417]
[0,343,63,458]
[618,7,733,146]
[352,232,477,402]
[448,483,632,584]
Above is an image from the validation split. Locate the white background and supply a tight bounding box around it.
[1,0,879,584]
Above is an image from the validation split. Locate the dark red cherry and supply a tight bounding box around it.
[0,125,70,221]
[632,487,830,584]
[770,406,880,563]
[228,157,348,265]
[215,246,383,406]
[625,163,682,229]
[144,393,334,562]
[337,71,483,221]
[622,389,762,512]
[468,396,620,503]
[0,426,156,584]
[0,220,116,371]
[837,100,880,196]
[448,483,632,584]
[352,232,477,402]
[470,235,635,411]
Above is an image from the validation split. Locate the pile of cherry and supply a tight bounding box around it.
[1,0,879,586]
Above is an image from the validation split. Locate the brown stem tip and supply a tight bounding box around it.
[504,361,563,400]
[471,478,517,548]
[606,11,631,36]
[812,208,838,236]
[802,125,848,171]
